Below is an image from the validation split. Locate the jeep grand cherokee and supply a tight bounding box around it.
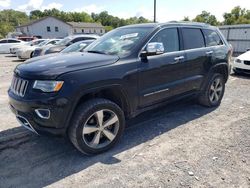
[8,22,231,155]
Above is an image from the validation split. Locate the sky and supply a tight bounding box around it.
[0,0,250,22]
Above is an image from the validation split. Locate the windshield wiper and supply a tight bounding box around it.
[87,50,107,55]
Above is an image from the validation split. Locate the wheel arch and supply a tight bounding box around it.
[65,85,132,132]
[200,62,229,92]
[210,63,229,82]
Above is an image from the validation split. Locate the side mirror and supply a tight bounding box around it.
[140,42,164,59]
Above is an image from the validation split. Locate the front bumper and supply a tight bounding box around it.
[8,90,70,136]
[232,60,250,70]
[17,50,31,60]
[232,60,250,74]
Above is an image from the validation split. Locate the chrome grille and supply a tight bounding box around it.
[10,76,29,97]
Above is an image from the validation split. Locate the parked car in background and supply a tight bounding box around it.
[16,39,61,60]
[26,40,94,63]
[10,39,46,54]
[233,50,250,74]
[26,40,95,63]
[43,35,99,55]
[17,36,37,42]
[8,22,232,155]
[0,39,26,54]
[61,40,94,53]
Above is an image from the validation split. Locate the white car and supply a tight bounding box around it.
[10,39,46,55]
[233,50,250,74]
[16,39,61,60]
[0,39,26,54]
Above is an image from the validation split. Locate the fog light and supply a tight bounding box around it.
[35,109,50,119]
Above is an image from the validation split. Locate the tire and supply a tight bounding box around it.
[30,51,34,58]
[232,68,240,75]
[198,73,225,107]
[68,98,125,155]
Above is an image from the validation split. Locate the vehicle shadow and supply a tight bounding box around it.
[5,55,16,58]
[11,59,25,62]
[0,100,216,188]
[230,72,250,80]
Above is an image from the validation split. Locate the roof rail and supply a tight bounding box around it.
[168,21,211,26]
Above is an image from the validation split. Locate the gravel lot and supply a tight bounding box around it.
[0,54,249,188]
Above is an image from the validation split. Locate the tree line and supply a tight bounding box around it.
[184,6,250,25]
[0,9,150,38]
[0,6,250,38]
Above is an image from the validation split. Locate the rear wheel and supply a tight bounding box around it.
[198,73,225,107]
[68,98,125,155]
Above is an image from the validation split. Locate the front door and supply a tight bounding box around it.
[138,27,187,107]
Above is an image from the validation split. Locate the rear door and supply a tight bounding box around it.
[202,29,228,65]
[180,27,210,90]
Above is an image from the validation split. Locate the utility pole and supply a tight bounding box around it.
[154,0,156,22]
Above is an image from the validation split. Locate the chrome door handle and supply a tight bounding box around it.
[206,51,213,55]
[174,56,185,61]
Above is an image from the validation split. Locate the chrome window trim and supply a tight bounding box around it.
[144,88,169,97]
[138,26,226,59]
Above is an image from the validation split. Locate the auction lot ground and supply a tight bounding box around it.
[0,54,249,188]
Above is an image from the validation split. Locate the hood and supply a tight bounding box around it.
[237,51,250,60]
[15,52,119,79]
[20,45,37,52]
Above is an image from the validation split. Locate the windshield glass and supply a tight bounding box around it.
[61,41,88,53]
[38,40,48,47]
[56,37,73,45]
[85,27,152,57]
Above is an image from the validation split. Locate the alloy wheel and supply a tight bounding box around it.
[82,109,119,149]
[209,78,223,103]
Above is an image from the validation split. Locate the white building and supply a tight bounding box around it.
[15,16,105,39]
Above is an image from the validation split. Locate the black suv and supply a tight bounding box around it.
[8,22,231,155]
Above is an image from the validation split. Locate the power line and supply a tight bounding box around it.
[154,0,156,23]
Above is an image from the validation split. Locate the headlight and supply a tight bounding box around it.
[33,80,64,92]
[235,59,242,63]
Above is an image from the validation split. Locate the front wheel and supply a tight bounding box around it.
[68,98,125,155]
[30,51,34,58]
[198,73,225,107]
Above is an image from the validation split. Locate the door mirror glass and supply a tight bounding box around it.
[141,42,164,57]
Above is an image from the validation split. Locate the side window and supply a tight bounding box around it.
[203,29,223,47]
[72,37,93,43]
[0,40,8,43]
[8,40,20,43]
[182,28,205,50]
[149,28,179,53]
[48,40,57,44]
[55,27,59,32]
[47,26,51,32]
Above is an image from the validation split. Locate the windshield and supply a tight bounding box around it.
[85,27,152,57]
[61,41,88,53]
[56,37,73,45]
[38,40,48,47]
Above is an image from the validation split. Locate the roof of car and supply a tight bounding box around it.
[120,21,214,29]
[71,34,100,39]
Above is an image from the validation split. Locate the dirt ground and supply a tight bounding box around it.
[0,54,249,188]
